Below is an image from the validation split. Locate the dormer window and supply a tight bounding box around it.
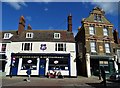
[26,32,33,38]
[94,14,102,22]
[54,33,60,39]
[4,33,13,39]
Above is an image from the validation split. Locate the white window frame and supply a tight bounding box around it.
[89,26,95,35]
[26,32,33,38]
[105,43,110,53]
[22,43,32,51]
[4,33,13,39]
[55,43,66,51]
[103,27,108,36]
[54,33,60,39]
[90,41,96,52]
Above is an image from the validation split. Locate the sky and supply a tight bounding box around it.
[1,0,119,37]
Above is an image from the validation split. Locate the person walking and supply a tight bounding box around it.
[26,66,31,82]
[100,66,106,87]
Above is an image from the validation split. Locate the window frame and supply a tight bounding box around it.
[55,43,66,51]
[90,41,96,53]
[26,32,33,38]
[22,43,32,51]
[89,25,95,35]
[103,27,109,36]
[4,33,10,39]
[94,14,102,22]
[105,43,110,53]
[54,33,61,39]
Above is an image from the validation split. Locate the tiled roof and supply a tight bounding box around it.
[1,30,75,42]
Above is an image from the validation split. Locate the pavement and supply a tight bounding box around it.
[0,76,120,88]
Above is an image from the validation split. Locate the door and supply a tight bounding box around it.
[10,58,19,76]
[39,59,46,76]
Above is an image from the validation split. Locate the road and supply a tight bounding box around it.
[1,76,120,88]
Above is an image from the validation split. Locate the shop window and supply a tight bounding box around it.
[22,43,32,51]
[55,43,66,51]
[89,24,95,35]
[105,43,110,53]
[48,57,69,70]
[99,61,109,73]
[21,58,37,70]
[90,41,96,52]
[1,44,6,52]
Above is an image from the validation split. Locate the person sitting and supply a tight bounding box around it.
[57,71,63,78]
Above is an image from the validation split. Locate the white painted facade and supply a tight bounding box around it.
[4,41,77,77]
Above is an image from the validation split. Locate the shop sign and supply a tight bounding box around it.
[40,44,47,50]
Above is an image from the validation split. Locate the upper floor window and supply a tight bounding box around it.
[89,25,95,35]
[26,32,33,38]
[55,43,66,51]
[1,44,6,52]
[103,27,109,36]
[54,33,60,39]
[22,43,32,51]
[94,14,102,22]
[4,33,13,39]
[90,41,96,52]
[105,43,110,53]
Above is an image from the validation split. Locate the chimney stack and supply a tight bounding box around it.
[27,24,32,30]
[113,29,119,44]
[67,13,72,32]
[18,16,25,35]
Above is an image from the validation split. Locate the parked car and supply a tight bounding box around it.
[107,71,120,82]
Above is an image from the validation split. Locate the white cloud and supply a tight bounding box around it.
[26,16,32,21]
[91,2,118,16]
[2,0,27,10]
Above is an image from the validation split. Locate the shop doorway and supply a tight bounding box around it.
[39,59,46,76]
[10,58,19,76]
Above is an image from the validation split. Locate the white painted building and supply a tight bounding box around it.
[1,15,77,77]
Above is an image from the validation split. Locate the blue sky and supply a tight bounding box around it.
[2,1,119,37]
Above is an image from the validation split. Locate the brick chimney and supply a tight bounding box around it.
[27,24,32,30]
[67,13,72,32]
[113,29,119,44]
[18,16,25,35]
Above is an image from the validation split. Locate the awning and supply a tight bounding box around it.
[90,55,113,60]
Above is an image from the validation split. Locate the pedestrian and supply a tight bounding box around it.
[26,66,31,82]
[100,66,106,87]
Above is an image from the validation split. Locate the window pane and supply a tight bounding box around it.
[1,44,6,51]
[103,28,108,36]
[90,42,96,52]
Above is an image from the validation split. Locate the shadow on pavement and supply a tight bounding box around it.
[86,82,120,88]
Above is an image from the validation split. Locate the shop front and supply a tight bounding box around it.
[90,55,115,77]
[10,53,71,76]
